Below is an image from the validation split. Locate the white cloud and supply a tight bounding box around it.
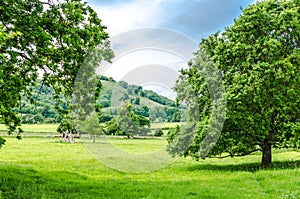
[88,0,255,99]
[93,0,167,36]
[99,49,186,81]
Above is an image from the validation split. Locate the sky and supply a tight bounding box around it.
[85,0,255,99]
[87,0,254,40]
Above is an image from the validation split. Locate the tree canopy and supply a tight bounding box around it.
[0,0,112,147]
[116,101,150,138]
[168,0,300,168]
[80,112,103,143]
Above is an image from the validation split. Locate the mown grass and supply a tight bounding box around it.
[0,137,299,199]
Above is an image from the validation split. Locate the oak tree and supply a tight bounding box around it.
[168,0,300,168]
[0,0,112,147]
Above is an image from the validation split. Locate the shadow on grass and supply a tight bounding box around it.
[0,165,104,198]
[186,160,300,172]
[0,162,299,199]
[0,164,212,199]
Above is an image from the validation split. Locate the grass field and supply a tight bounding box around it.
[150,122,182,129]
[0,136,299,199]
[0,124,59,133]
[0,123,179,133]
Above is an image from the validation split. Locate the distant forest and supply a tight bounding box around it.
[13,77,185,124]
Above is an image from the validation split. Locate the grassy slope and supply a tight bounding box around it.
[0,137,299,199]
[101,80,164,109]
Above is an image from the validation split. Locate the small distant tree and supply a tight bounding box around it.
[108,77,116,82]
[104,118,120,135]
[134,86,143,95]
[117,101,150,138]
[80,113,103,143]
[118,81,128,89]
[154,129,164,137]
[33,114,44,124]
[140,91,145,97]
[127,86,134,95]
[57,118,77,143]
[134,97,140,105]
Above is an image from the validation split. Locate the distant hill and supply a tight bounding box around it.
[98,77,183,123]
[13,77,184,124]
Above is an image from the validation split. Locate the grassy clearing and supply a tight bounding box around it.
[0,137,299,198]
[108,137,167,153]
[150,122,182,129]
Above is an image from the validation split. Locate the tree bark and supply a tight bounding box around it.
[261,141,272,168]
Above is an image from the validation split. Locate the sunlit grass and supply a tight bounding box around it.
[0,124,59,133]
[108,137,167,153]
[0,137,299,198]
[150,122,182,129]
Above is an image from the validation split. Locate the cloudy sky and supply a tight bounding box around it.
[85,0,255,99]
[87,0,254,40]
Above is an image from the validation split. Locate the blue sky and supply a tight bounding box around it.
[86,0,256,99]
[86,0,254,41]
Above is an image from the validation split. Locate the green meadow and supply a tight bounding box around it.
[0,124,59,134]
[0,136,299,199]
[0,123,180,133]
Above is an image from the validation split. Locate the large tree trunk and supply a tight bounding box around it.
[261,142,272,168]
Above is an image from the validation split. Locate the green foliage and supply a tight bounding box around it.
[0,0,112,147]
[7,77,181,129]
[116,101,151,137]
[143,90,176,107]
[150,106,182,122]
[133,97,140,105]
[0,24,23,142]
[133,106,149,117]
[100,75,116,82]
[33,114,44,124]
[99,79,184,123]
[0,136,5,149]
[167,125,180,144]
[80,112,103,142]
[118,81,128,89]
[154,129,164,137]
[11,81,67,124]
[57,118,75,134]
[169,0,300,168]
[103,118,120,135]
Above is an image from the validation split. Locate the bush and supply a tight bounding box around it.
[154,129,163,137]
[44,118,56,124]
